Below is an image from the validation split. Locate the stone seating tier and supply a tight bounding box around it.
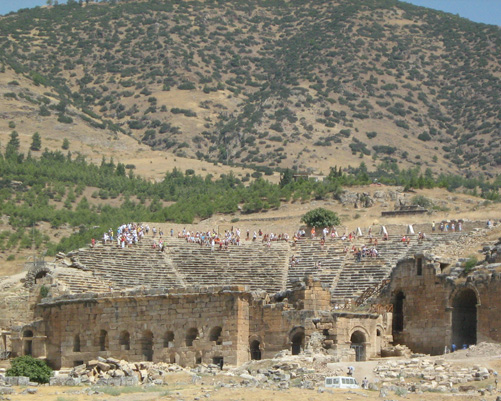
[68,232,466,303]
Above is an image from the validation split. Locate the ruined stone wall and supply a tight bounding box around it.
[248,279,391,362]
[382,255,501,355]
[466,272,501,344]
[31,287,250,369]
[383,257,451,355]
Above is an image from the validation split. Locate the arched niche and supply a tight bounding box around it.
[141,330,154,362]
[290,327,305,356]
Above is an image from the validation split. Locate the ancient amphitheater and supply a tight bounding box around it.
[1,220,501,372]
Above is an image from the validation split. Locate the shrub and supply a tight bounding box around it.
[301,208,340,228]
[418,132,432,141]
[57,114,73,124]
[411,195,432,208]
[6,355,53,383]
[463,256,478,273]
[40,285,49,298]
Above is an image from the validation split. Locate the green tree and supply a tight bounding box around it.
[5,131,20,158]
[62,138,70,150]
[301,207,340,228]
[279,168,294,187]
[30,132,42,151]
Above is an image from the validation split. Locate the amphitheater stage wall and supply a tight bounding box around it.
[11,279,391,368]
[13,287,249,369]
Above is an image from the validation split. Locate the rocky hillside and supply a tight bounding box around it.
[0,0,499,176]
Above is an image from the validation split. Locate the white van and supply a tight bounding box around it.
[324,376,359,389]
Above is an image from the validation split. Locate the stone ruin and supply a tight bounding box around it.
[0,220,500,396]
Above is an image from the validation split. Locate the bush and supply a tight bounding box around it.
[6,356,53,383]
[57,114,73,124]
[463,256,478,273]
[40,285,49,298]
[301,208,340,228]
[418,132,432,141]
[411,195,432,208]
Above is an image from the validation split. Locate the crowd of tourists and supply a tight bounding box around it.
[178,227,292,250]
[92,223,167,251]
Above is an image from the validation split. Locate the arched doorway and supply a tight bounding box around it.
[393,291,405,333]
[141,331,154,362]
[23,330,33,356]
[350,330,366,361]
[452,289,477,347]
[376,329,382,356]
[250,340,261,360]
[290,327,305,356]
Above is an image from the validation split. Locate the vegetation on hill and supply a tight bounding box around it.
[0,136,499,257]
[0,0,499,175]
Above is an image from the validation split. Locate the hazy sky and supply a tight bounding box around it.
[0,0,500,26]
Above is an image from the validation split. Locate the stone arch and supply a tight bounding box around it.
[392,291,405,333]
[350,329,367,361]
[209,326,222,345]
[141,330,154,362]
[163,331,174,348]
[119,330,130,351]
[289,327,305,356]
[250,339,261,360]
[25,266,51,287]
[98,329,108,352]
[73,334,81,352]
[23,329,33,337]
[451,287,478,347]
[186,328,198,347]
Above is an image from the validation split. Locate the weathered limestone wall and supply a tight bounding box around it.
[249,279,391,361]
[31,287,249,369]
[383,255,501,355]
[11,279,393,368]
[383,257,450,354]
[467,273,501,344]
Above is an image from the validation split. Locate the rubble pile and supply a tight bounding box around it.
[375,358,491,392]
[230,360,323,390]
[49,357,193,386]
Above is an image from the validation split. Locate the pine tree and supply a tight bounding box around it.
[30,132,42,151]
[5,131,20,158]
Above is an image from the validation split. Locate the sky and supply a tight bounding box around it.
[0,0,500,26]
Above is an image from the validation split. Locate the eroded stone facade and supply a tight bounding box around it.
[11,278,392,369]
[382,253,501,355]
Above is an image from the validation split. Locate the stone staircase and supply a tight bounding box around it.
[287,239,347,288]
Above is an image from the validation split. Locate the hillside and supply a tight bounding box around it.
[0,0,500,176]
